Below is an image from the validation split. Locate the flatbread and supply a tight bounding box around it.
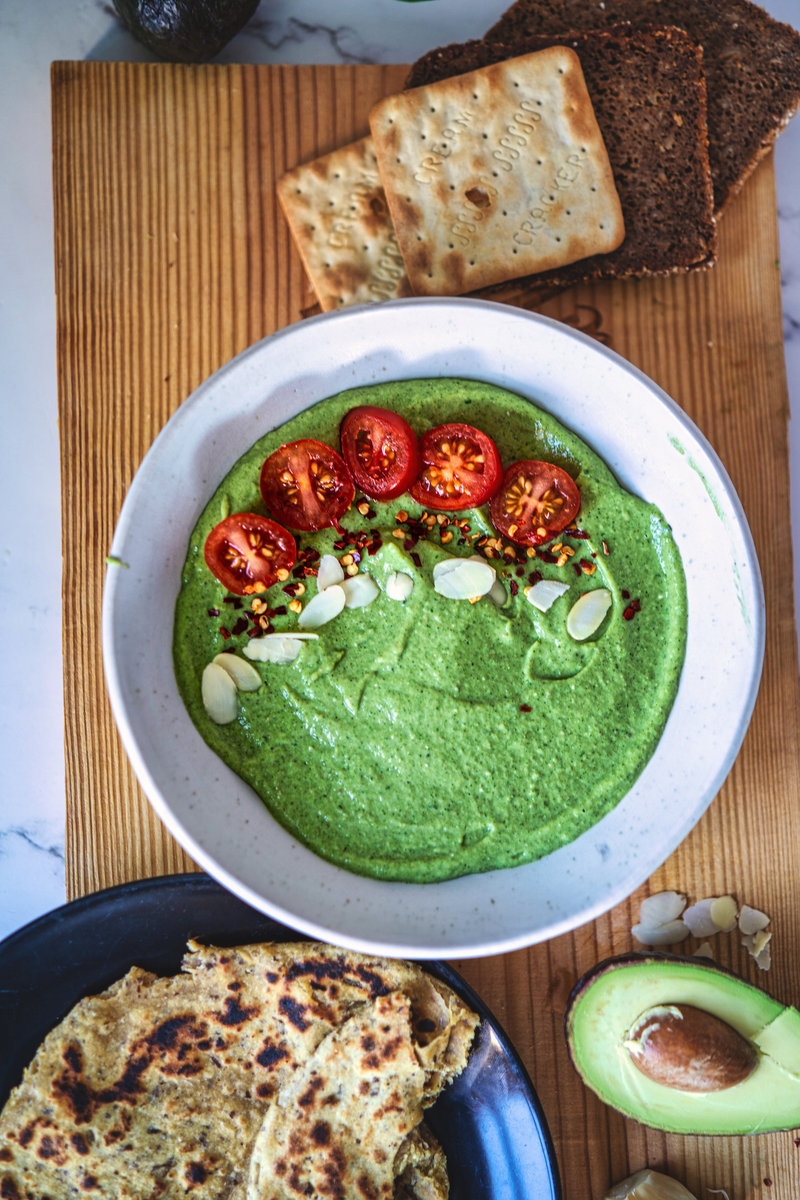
[247,992,434,1199]
[0,941,478,1200]
[277,136,413,311]
[369,46,624,295]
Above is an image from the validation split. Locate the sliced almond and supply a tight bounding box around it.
[738,904,770,936]
[526,578,570,613]
[212,653,262,692]
[631,919,690,947]
[639,891,686,928]
[709,895,738,933]
[682,898,720,939]
[386,570,414,602]
[488,576,508,607]
[244,636,304,665]
[341,573,379,608]
[297,584,346,629]
[742,929,773,970]
[604,1168,699,1200]
[201,661,238,724]
[317,553,345,590]
[566,588,611,640]
[433,556,495,600]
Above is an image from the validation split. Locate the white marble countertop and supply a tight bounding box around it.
[1,0,798,942]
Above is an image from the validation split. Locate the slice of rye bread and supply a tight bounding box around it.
[406,26,717,290]
[485,0,800,214]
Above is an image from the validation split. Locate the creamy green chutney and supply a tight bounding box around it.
[173,379,687,882]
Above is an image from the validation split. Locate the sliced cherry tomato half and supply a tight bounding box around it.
[259,438,354,532]
[340,405,421,502]
[408,422,502,511]
[489,460,581,546]
[204,513,297,596]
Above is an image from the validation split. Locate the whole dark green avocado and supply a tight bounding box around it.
[113,0,260,62]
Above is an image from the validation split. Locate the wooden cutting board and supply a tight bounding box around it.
[51,62,800,1198]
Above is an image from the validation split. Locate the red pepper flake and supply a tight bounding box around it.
[246,626,260,638]
[529,569,543,586]
[223,596,243,608]
[764,1181,772,1189]
[283,582,301,597]
[219,627,231,640]
[621,589,630,600]
[207,608,220,617]
[566,526,590,540]
[519,703,532,713]
[538,549,558,564]
[231,616,249,636]
[623,598,642,621]
[303,565,318,577]
[411,551,422,568]
[573,563,582,577]
[602,540,610,556]
[271,604,288,616]
[509,580,519,596]
[515,565,525,577]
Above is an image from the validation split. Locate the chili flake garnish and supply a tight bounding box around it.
[520,703,532,713]
[623,598,642,621]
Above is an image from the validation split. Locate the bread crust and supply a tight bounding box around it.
[407,25,717,291]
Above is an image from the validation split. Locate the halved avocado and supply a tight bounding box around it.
[565,953,800,1134]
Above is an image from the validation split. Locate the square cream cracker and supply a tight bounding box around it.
[369,47,625,295]
[277,137,412,311]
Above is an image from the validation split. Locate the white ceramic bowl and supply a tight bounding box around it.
[102,298,763,958]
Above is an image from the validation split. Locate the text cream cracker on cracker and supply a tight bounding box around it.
[277,137,412,311]
[369,47,625,295]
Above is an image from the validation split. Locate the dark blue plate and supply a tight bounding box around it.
[0,873,560,1199]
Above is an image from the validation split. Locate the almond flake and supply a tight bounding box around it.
[297,584,346,629]
[433,556,495,600]
[639,891,686,928]
[212,653,262,692]
[488,577,507,607]
[244,636,304,665]
[631,919,690,947]
[317,553,345,590]
[738,904,770,936]
[682,898,720,939]
[385,571,414,602]
[566,588,612,640]
[201,661,238,724]
[341,573,379,608]
[526,578,570,612]
[709,895,738,933]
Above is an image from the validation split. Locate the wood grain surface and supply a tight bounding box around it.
[51,61,800,1199]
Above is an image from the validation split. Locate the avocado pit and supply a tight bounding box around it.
[624,1003,758,1092]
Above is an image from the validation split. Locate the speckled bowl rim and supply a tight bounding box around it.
[102,298,764,959]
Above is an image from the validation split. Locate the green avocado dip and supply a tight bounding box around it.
[173,378,687,883]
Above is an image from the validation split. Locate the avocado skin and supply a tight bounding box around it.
[564,952,800,1135]
[113,0,260,63]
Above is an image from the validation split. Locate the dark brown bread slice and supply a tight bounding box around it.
[406,26,717,290]
[486,0,800,213]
